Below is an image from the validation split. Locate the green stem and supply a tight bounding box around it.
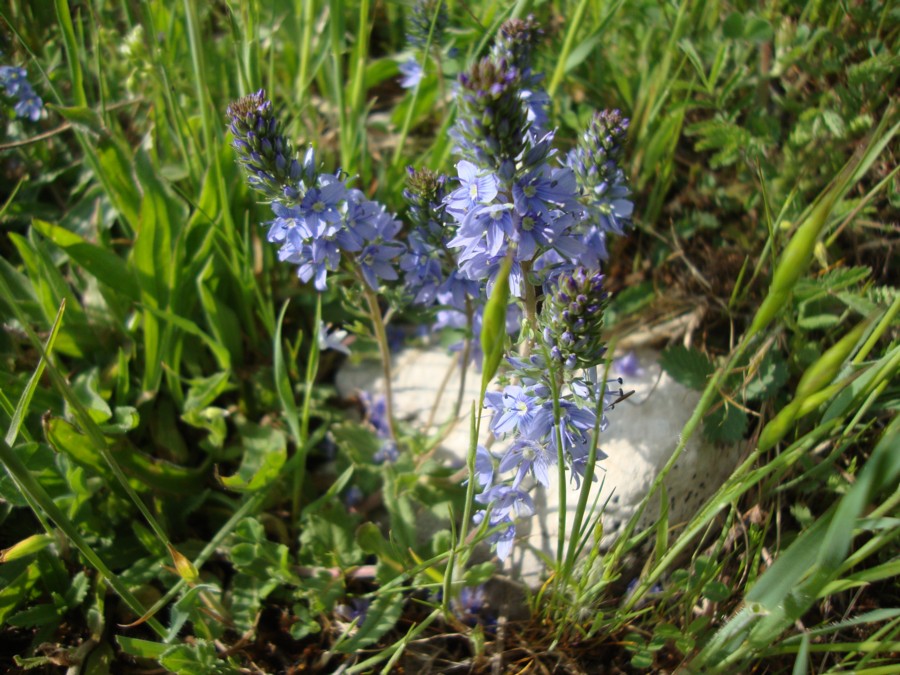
[390,0,445,170]
[361,281,397,442]
[562,355,616,582]
[292,294,322,520]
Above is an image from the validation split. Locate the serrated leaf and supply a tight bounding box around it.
[299,502,362,568]
[660,345,715,390]
[703,401,748,443]
[116,636,167,659]
[744,351,788,401]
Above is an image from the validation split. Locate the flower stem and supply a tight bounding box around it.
[361,280,397,443]
[521,260,538,357]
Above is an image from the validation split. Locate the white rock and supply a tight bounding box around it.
[336,346,742,590]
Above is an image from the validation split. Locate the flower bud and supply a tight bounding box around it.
[541,266,608,369]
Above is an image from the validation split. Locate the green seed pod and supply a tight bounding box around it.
[168,544,199,584]
[480,256,511,396]
[795,317,872,400]
[749,193,839,337]
[0,533,53,563]
[757,399,802,452]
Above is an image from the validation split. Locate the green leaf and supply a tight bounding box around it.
[219,422,287,492]
[100,406,140,435]
[45,417,115,483]
[744,16,773,42]
[702,579,731,602]
[299,501,362,568]
[51,105,106,137]
[722,12,744,39]
[335,592,404,653]
[159,639,234,674]
[115,637,167,659]
[96,140,141,232]
[463,562,495,586]
[31,219,140,302]
[183,372,234,413]
[744,350,788,401]
[703,401,748,443]
[660,345,715,390]
[68,369,112,424]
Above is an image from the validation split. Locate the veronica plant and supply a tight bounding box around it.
[442,17,635,564]
[227,90,405,443]
[227,13,635,570]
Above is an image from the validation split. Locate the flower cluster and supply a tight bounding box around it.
[474,353,626,560]
[566,109,634,244]
[442,18,635,562]
[228,13,636,567]
[443,17,621,298]
[227,90,404,291]
[0,65,43,122]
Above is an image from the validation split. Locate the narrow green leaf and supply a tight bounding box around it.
[273,300,303,447]
[31,219,139,302]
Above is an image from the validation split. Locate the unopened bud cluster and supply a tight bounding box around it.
[406,0,448,49]
[566,109,633,235]
[226,90,305,203]
[454,57,530,168]
[541,267,608,369]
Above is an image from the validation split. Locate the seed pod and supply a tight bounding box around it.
[0,534,53,563]
[481,256,512,395]
[749,193,839,337]
[795,317,872,400]
[168,544,199,584]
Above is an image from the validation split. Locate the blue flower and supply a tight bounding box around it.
[474,445,494,488]
[400,233,444,305]
[296,181,346,238]
[485,384,544,438]
[399,58,424,89]
[499,437,554,488]
[0,65,43,122]
[445,160,498,216]
[358,241,405,289]
[319,322,351,355]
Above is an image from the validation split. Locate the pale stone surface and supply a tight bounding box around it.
[336,345,743,590]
